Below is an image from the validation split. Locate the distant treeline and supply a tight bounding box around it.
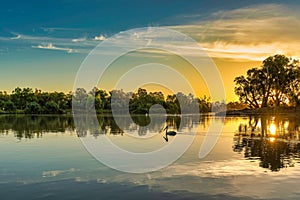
[0,87,72,114]
[0,87,227,114]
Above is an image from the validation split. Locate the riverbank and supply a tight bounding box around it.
[222,106,300,116]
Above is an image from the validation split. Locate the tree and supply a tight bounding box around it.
[285,60,300,106]
[234,55,300,108]
[234,68,267,108]
[86,95,96,113]
[198,96,212,112]
[129,88,167,114]
[25,102,41,114]
[0,91,9,110]
[0,87,215,114]
[44,101,60,114]
[165,94,179,114]
[262,55,291,106]
[110,89,131,114]
[73,88,88,111]
[3,100,16,112]
[11,87,35,110]
[11,87,23,109]
[90,87,107,112]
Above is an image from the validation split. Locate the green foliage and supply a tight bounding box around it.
[165,94,179,114]
[86,95,96,113]
[3,100,16,112]
[25,102,41,114]
[11,87,35,110]
[44,101,60,114]
[235,54,300,108]
[129,88,165,114]
[0,86,213,114]
[226,102,248,111]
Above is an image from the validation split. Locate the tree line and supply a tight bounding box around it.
[0,87,214,114]
[0,88,72,114]
[234,55,300,108]
[4,55,293,114]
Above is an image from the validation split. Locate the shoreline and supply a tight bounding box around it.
[223,106,300,116]
[0,107,299,117]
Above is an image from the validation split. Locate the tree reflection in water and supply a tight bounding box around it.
[233,115,300,172]
[0,115,75,139]
[0,114,208,140]
[64,114,197,138]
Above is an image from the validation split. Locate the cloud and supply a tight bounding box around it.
[41,27,83,32]
[201,41,289,61]
[0,31,98,54]
[167,4,300,61]
[94,34,106,41]
[32,43,75,53]
[42,168,79,177]
[10,34,21,40]
[72,37,87,42]
[0,33,22,41]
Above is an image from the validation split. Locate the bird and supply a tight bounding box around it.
[162,125,177,142]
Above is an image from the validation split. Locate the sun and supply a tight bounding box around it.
[269,124,277,135]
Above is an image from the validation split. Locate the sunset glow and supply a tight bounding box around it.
[1,1,300,200]
[269,124,277,135]
[0,2,299,102]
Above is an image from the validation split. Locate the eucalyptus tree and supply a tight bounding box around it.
[234,69,262,108]
[285,59,300,106]
[234,55,300,108]
[262,55,291,106]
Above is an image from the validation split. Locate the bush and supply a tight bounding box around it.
[3,100,16,112]
[25,102,41,114]
[44,101,60,114]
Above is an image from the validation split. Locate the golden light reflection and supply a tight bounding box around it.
[269,137,276,143]
[284,121,289,130]
[269,124,277,135]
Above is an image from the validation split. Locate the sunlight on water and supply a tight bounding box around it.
[269,123,276,135]
[269,137,276,142]
[0,114,299,200]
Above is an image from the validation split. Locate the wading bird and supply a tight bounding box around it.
[162,125,177,142]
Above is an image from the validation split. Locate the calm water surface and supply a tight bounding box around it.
[0,114,300,200]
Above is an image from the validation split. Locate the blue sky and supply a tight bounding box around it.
[1,0,299,100]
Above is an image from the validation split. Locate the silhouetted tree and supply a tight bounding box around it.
[234,55,300,108]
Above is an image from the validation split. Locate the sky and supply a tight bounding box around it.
[0,0,300,101]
